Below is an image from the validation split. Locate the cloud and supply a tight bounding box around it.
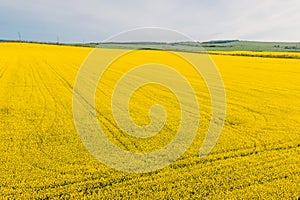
[0,0,299,42]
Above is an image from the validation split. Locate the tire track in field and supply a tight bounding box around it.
[103,144,299,194]
[19,65,48,153]
[227,90,300,144]
[33,61,94,167]
[22,61,90,171]
[29,142,299,196]
[34,61,135,166]
[3,61,70,187]
[44,61,135,152]
[24,66,35,106]
[0,56,8,79]
[45,59,211,155]
[18,59,101,173]
[93,68,180,153]
[0,65,6,80]
[170,141,299,170]
[19,63,63,173]
[0,59,42,169]
[225,102,267,146]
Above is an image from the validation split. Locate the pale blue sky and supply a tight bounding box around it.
[0,0,299,43]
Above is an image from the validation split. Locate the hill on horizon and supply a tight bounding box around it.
[1,39,300,52]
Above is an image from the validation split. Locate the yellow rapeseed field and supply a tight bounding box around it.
[0,42,299,199]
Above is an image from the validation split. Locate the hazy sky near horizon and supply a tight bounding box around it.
[1,0,299,43]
